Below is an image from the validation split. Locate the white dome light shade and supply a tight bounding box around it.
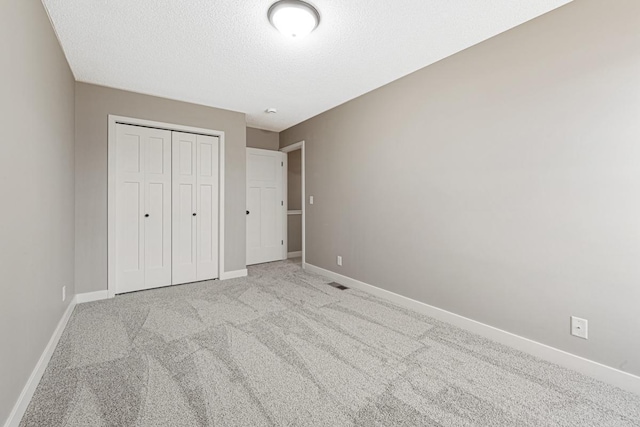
[268,1,320,38]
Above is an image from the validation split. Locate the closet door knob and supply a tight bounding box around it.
[145,214,149,218]
[193,213,197,216]
[246,210,250,215]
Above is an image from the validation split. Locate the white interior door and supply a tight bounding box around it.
[246,148,285,265]
[116,124,145,292]
[196,135,220,280]
[172,132,220,284]
[172,132,197,284]
[116,124,172,293]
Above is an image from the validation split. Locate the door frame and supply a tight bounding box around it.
[280,140,306,266]
[107,115,225,298]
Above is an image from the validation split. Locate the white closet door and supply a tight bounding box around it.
[172,132,220,284]
[143,129,172,288]
[196,135,219,280]
[116,124,172,293]
[246,148,285,265]
[172,132,198,285]
[116,124,145,292]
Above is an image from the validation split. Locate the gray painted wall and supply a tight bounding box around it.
[288,215,303,253]
[287,150,302,252]
[287,150,302,210]
[0,1,76,423]
[247,127,279,150]
[281,0,640,375]
[75,83,247,294]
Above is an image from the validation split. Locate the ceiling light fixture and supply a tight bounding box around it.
[268,0,320,38]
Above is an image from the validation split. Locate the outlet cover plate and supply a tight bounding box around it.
[571,316,588,339]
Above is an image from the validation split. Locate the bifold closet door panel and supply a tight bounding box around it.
[196,135,220,281]
[116,124,172,294]
[144,130,172,288]
[172,132,198,285]
[116,124,145,293]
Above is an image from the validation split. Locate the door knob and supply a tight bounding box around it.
[246,210,250,215]
[193,213,197,216]
[145,214,149,218]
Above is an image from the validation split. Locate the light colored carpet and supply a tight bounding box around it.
[20,259,640,426]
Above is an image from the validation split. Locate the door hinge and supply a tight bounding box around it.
[281,161,283,167]
[281,201,284,206]
[281,240,284,245]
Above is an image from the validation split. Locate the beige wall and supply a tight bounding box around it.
[247,127,279,150]
[75,83,247,293]
[281,0,640,375]
[0,1,76,423]
[287,150,302,253]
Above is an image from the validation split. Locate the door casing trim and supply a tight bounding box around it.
[280,141,306,266]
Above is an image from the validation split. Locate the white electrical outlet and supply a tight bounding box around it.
[309,196,314,205]
[62,286,66,302]
[337,256,342,266]
[571,316,588,339]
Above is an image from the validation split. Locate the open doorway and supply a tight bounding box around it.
[281,141,305,265]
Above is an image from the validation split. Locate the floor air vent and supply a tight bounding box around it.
[328,282,349,290]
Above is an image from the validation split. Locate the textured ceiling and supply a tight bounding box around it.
[43,0,572,131]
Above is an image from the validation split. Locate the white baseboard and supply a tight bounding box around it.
[220,269,248,280]
[3,297,77,427]
[304,262,640,395]
[287,251,302,258]
[75,290,109,304]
